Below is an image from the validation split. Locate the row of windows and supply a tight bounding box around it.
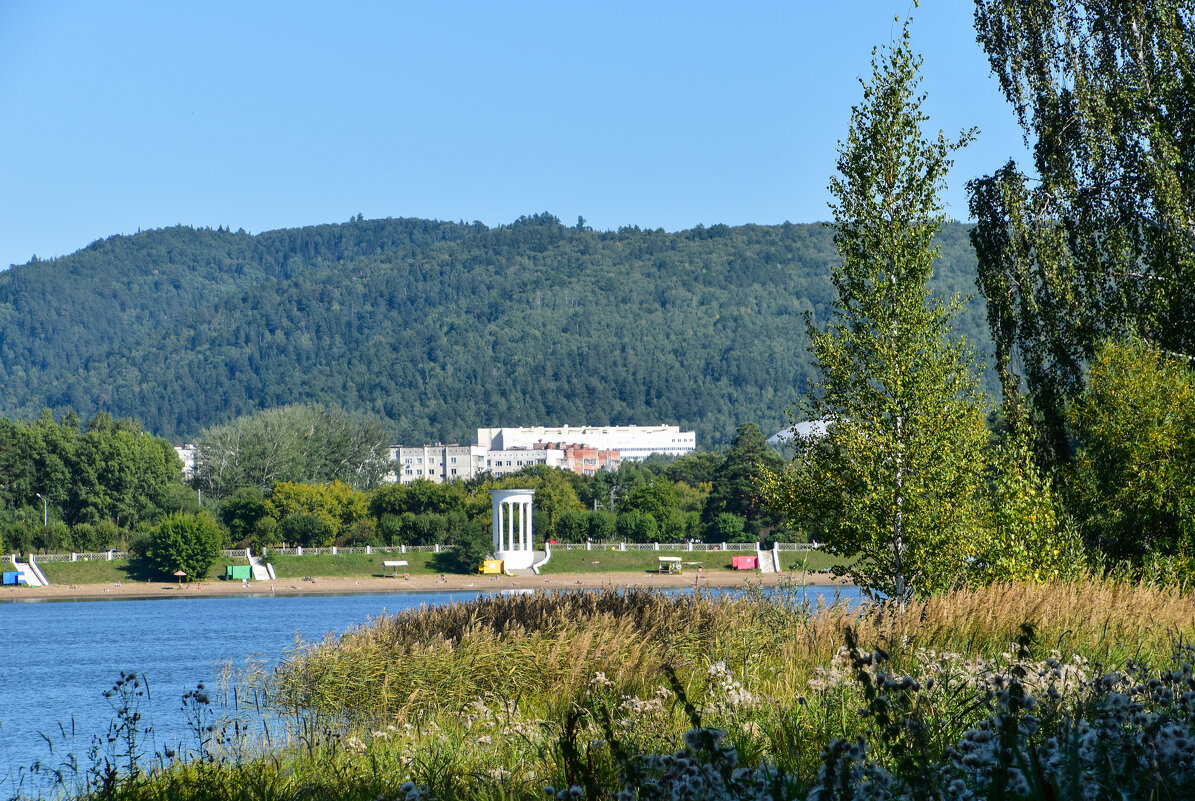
[400,455,485,465]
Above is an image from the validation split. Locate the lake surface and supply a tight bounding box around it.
[0,585,861,795]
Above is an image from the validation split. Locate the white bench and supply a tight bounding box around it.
[383,560,409,578]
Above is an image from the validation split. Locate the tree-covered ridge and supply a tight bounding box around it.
[0,215,990,446]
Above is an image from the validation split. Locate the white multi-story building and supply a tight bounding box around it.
[476,424,695,461]
[485,446,567,477]
[390,444,489,484]
[173,444,197,479]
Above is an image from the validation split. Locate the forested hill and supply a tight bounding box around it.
[0,214,991,447]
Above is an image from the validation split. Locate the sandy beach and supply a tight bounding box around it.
[3,569,846,602]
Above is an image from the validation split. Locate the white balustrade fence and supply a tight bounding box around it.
[22,550,129,562]
[19,542,816,561]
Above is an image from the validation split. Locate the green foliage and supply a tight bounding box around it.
[279,513,334,548]
[710,512,749,543]
[587,509,617,541]
[700,422,782,540]
[369,479,471,518]
[555,509,591,542]
[145,512,224,580]
[977,426,1084,584]
[616,509,659,542]
[0,217,993,451]
[193,404,391,499]
[432,518,492,574]
[970,1,1195,461]
[1067,339,1195,562]
[217,488,270,543]
[68,522,120,552]
[659,451,721,489]
[0,411,183,536]
[69,413,183,528]
[266,480,367,540]
[764,26,989,602]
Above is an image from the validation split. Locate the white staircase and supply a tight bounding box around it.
[9,556,45,587]
[757,544,782,574]
[247,549,271,581]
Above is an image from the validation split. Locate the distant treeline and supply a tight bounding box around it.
[0,215,991,447]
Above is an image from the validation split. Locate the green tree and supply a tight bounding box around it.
[219,488,271,543]
[710,512,749,543]
[977,425,1083,584]
[616,510,658,543]
[661,451,722,489]
[433,517,492,574]
[701,422,783,540]
[193,404,391,499]
[369,480,469,518]
[1068,339,1195,562]
[279,513,334,548]
[555,509,591,543]
[68,414,181,528]
[763,24,989,602]
[266,480,367,539]
[145,512,224,581]
[969,1,1195,462]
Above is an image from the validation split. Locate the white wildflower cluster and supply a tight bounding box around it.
[706,661,758,713]
[806,737,892,801]
[937,649,1195,799]
[591,671,617,689]
[615,687,671,733]
[460,697,495,731]
[614,727,791,801]
[807,647,853,694]
[370,724,398,740]
[387,779,434,801]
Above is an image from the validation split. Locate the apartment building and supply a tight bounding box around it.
[390,444,489,484]
[475,424,695,461]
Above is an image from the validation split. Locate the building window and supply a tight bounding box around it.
[451,469,457,475]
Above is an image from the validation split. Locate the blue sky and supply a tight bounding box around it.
[0,1,1029,270]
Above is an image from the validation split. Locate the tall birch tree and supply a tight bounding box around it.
[969,1,1195,463]
[763,23,989,602]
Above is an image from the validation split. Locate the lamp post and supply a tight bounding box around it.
[35,493,47,526]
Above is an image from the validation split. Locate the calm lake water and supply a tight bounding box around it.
[0,585,861,795]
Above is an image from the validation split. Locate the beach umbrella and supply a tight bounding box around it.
[173,570,186,588]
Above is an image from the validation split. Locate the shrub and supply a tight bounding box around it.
[707,511,749,543]
[145,512,224,581]
[279,513,334,547]
[617,509,658,542]
[434,519,492,574]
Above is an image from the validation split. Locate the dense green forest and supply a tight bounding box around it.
[0,214,990,447]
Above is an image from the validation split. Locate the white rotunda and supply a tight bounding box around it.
[489,489,536,570]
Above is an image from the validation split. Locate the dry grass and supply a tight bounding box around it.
[61,576,1195,801]
[265,577,1195,726]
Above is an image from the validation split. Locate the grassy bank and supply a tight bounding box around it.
[26,577,1195,800]
[39,558,193,585]
[267,551,442,579]
[541,546,846,574]
[35,548,847,586]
